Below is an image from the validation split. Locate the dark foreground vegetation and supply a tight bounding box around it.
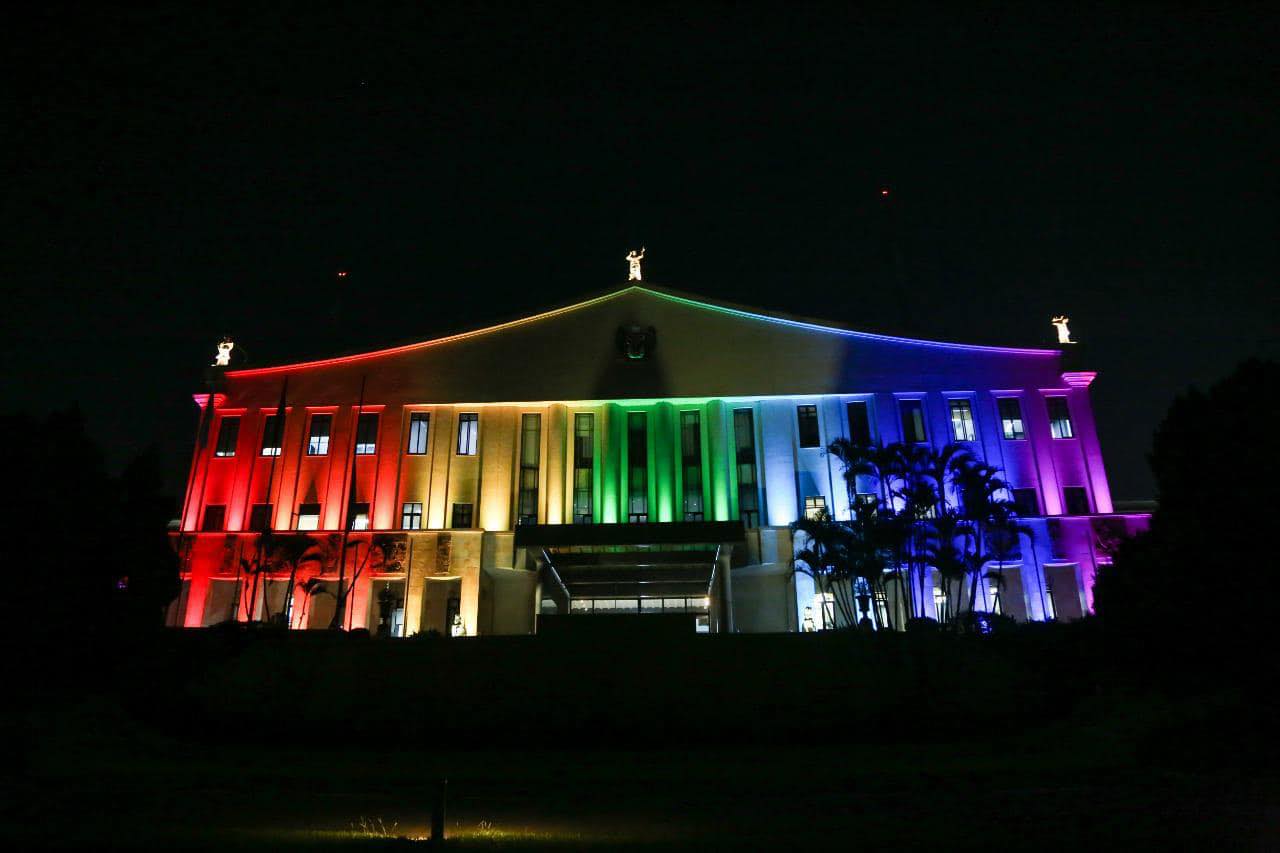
[4,361,1278,849]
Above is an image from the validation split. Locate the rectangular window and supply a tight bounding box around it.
[948,398,977,442]
[450,502,473,529]
[680,411,704,522]
[998,398,1025,440]
[1047,397,1075,439]
[260,414,283,456]
[734,408,760,527]
[899,399,927,443]
[628,411,648,522]
[307,414,332,455]
[846,400,872,447]
[1010,488,1039,517]
[804,495,827,520]
[354,412,379,454]
[1062,486,1091,515]
[796,405,821,448]
[573,413,594,523]
[456,413,478,455]
[296,503,321,530]
[348,502,370,531]
[401,501,423,530]
[201,504,226,531]
[406,412,430,454]
[517,413,541,525]
[248,503,273,532]
[214,417,239,457]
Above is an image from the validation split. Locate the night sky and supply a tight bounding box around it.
[6,4,1276,503]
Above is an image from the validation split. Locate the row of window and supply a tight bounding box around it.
[199,477,1093,534]
[799,482,1090,522]
[797,395,1075,451]
[201,499,476,532]
[212,393,1077,463]
[213,410,472,459]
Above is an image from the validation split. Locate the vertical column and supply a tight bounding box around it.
[1024,393,1064,516]
[479,407,516,531]
[706,400,732,522]
[761,399,799,526]
[653,402,675,522]
[427,407,453,529]
[1063,374,1113,513]
[402,533,429,635]
[183,561,211,627]
[718,546,734,633]
[373,405,405,530]
[604,403,625,523]
[545,404,567,524]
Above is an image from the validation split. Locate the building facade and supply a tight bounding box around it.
[168,285,1149,635]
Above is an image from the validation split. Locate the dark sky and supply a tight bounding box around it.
[5,4,1277,502]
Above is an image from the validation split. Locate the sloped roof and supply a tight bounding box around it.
[213,284,1066,406]
[227,284,1056,379]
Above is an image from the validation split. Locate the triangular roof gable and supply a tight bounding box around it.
[227,284,1055,379]
[220,285,1063,406]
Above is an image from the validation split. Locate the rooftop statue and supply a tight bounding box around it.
[626,247,645,282]
[1051,316,1073,345]
[214,337,235,367]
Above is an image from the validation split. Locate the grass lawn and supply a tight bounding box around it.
[7,629,1277,850]
[9,692,1276,850]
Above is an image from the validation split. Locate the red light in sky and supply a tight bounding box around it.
[337,270,349,278]
[880,188,890,197]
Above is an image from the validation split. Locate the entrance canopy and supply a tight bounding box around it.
[515,522,744,621]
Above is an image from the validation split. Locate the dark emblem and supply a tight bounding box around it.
[617,324,657,360]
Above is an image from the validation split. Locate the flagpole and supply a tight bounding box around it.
[250,378,289,622]
[331,375,367,628]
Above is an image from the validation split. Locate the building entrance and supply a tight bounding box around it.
[516,521,743,634]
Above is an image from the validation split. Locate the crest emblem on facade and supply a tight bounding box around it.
[617,324,657,360]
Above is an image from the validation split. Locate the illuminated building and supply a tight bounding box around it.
[169,285,1147,634]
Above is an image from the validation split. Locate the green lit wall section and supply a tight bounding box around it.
[572,397,743,526]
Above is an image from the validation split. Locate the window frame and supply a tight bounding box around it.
[846,400,873,447]
[947,397,977,442]
[1046,396,1075,439]
[213,416,240,457]
[260,414,283,457]
[1009,487,1039,517]
[354,412,379,455]
[898,398,928,444]
[680,410,705,522]
[401,501,424,530]
[1062,486,1091,515]
[517,413,541,525]
[406,412,431,455]
[572,412,595,524]
[456,413,479,456]
[627,411,648,523]
[734,408,761,528]
[296,502,321,530]
[450,502,474,529]
[997,397,1026,441]
[796,404,821,449]
[307,414,333,456]
[248,503,273,532]
[201,504,226,532]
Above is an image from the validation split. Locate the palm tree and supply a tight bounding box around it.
[297,577,333,629]
[792,509,859,629]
